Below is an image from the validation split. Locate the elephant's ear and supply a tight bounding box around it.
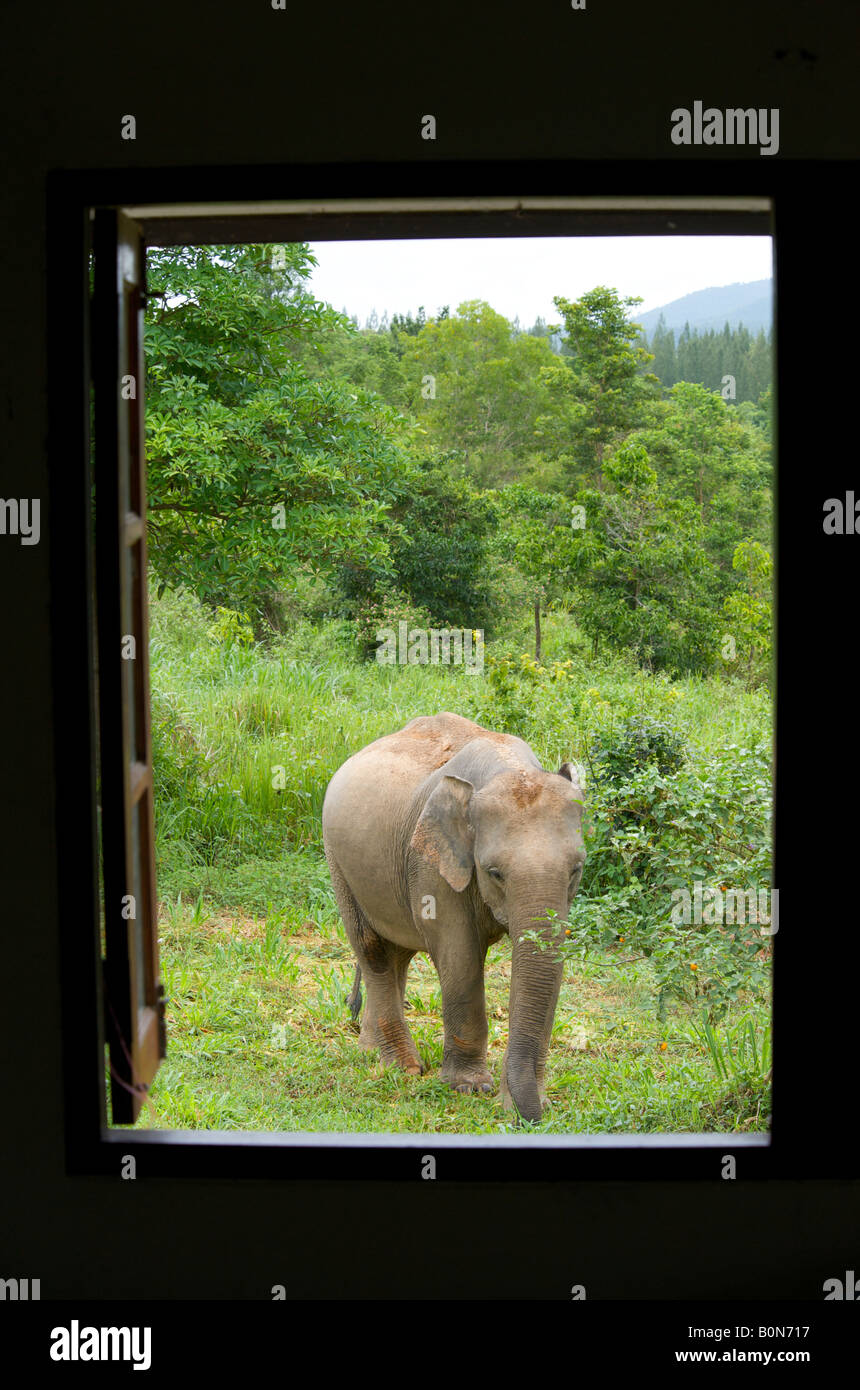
[557,762,585,799]
[410,774,475,892]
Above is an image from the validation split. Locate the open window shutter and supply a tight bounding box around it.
[93,209,165,1124]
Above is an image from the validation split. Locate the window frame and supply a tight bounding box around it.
[92,208,165,1124]
[50,162,793,1181]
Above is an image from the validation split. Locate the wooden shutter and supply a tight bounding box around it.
[93,209,165,1124]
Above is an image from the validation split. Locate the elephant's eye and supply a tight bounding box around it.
[487,867,504,884]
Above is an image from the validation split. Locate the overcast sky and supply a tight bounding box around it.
[306,236,773,328]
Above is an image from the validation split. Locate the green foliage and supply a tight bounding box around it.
[721,540,773,688]
[588,715,687,783]
[349,588,436,661]
[337,461,500,632]
[565,737,772,1021]
[485,649,580,732]
[535,287,662,489]
[388,465,499,628]
[400,300,558,485]
[143,259,772,683]
[630,382,772,579]
[488,483,580,653]
[692,1011,771,1086]
[567,438,720,675]
[207,606,256,648]
[304,319,409,408]
[144,243,420,623]
[151,690,268,868]
[644,315,773,405]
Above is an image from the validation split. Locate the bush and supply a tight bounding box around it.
[588,715,687,784]
[565,738,773,1021]
[484,648,581,734]
[350,588,436,662]
[207,606,256,649]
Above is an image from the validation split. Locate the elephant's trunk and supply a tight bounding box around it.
[501,881,568,1123]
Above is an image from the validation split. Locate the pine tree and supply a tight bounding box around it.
[544,287,662,488]
[649,314,677,392]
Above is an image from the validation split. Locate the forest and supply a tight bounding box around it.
[140,242,773,1135]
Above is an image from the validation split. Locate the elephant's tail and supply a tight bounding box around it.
[347,964,363,1021]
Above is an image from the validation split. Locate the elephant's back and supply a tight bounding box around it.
[322,713,491,839]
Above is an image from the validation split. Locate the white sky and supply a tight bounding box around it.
[306,236,774,328]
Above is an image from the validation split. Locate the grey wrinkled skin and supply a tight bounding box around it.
[321,713,586,1124]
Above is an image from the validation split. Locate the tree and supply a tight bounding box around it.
[648,313,677,391]
[525,315,551,340]
[400,300,558,485]
[389,306,427,350]
[144,243,418,625]
[304,320,409,409]
[628,381,772,578]
[721,539,773,687]
[568,438,719,674]
[336,460,500,632]
[736,386,773,445]
[490,485,580,660]
[748,329,772,402]
[534,286,662,491]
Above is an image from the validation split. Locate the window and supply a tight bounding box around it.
[92,210,164,1124]
[51,174,779,1179]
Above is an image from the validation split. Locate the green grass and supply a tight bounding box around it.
[137,584,772,1134]
[136,891,770,1134]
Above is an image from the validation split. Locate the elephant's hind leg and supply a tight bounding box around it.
[364,940,424,1076]
[326,856,424,1076]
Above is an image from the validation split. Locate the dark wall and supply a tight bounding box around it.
[1,0,858,1300]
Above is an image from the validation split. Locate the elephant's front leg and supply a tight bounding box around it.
[433,941,494,1095]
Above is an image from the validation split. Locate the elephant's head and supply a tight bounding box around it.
[411,762,586,1122]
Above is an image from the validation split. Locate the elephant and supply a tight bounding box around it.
[322,712,586,1123]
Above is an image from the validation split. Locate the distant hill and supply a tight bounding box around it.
[632,279,773,340]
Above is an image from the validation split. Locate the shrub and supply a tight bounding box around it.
[207,606,256,649]
[588,715,687,784]
[351,588,436,662]
[565,739,773,1021]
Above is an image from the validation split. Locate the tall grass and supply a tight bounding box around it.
[150,583,770,890]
